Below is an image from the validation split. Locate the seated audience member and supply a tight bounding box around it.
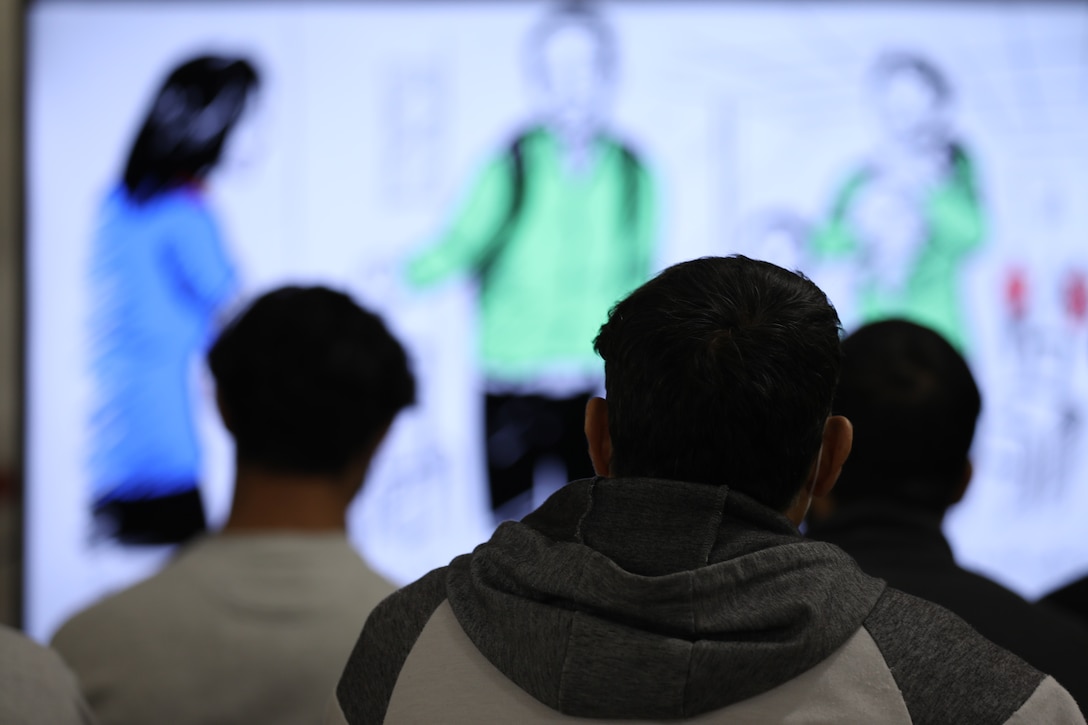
[328,257,1083,724]
[53,286,415,725]
[807,318,1088,711]
[1045,575,1088,626]
[0,625,96,724]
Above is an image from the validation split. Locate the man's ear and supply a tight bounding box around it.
[584,397,612,477]
[216,387,234,433]
[787,416,853,527]
[810,415,853,500]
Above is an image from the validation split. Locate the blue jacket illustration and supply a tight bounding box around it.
[88,185,236,502]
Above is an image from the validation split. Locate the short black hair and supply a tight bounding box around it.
[593,256,843,512]
[526,2,617,84]
[832,319,981,512]
[872,50,952,105]
[208,286,415,475]
[124,55,259,202]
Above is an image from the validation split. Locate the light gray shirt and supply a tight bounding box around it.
[53,533,394,725]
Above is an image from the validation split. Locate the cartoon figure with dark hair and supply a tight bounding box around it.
[408,2,657,517]
[88,55,259,544]
[812,51,984,350]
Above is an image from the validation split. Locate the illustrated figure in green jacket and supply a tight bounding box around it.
[811,52,984,351]
[409,2,657,515]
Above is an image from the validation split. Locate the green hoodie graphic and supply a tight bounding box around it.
[409,128,656,385]
[811,146,983,351]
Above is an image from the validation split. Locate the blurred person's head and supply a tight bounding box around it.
[871,51,951,151]
[588,256,852,524]
[526,2,616,140]
[830,319,980,515]
[209,286,415,503]
[123,55,260,201]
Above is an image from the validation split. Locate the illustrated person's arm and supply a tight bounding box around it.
[408,155,516,288]
[810,171,869,259]
[630,162,658,286]
[926,149,984,258]
[163,198,237,316]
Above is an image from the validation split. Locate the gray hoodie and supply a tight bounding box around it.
[329,478,1084,724]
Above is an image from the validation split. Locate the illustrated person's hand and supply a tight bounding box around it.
[850,182,928,295]
[355,254,411,309]
[881,139,949,194]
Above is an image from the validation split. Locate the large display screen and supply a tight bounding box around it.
[26,0,1088,641]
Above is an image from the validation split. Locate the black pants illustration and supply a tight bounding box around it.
[92,487,207,545]
[485,392,597,513]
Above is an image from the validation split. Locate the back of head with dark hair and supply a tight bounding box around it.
[208,286,415,476]
[832,319,981,512]
[593,256,843,512]
[124,55,259,201]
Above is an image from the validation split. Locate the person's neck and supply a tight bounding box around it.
[552,121,600,174]
[222,462,359,534]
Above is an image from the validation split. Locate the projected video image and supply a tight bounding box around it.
[26,0,1088,641]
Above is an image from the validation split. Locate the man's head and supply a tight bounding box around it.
[208,286,415,478]
[526,2,616,138]
[831,319,981,513]
[589,256,851,518]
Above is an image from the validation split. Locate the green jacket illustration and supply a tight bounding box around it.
[811,145,984,350]
[409,128,656,384]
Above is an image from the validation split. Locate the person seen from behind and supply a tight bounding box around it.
[54,286,415,725]
[328,256,1083,724]
[806,318,1088,711]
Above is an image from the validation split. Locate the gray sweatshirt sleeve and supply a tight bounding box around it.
[1005,676,1086,725]
[333,567,449,725]
[864,588,1081,724]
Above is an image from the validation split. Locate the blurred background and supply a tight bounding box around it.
[1,0,21,626]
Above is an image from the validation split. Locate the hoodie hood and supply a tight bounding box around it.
[445,477,886,720]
